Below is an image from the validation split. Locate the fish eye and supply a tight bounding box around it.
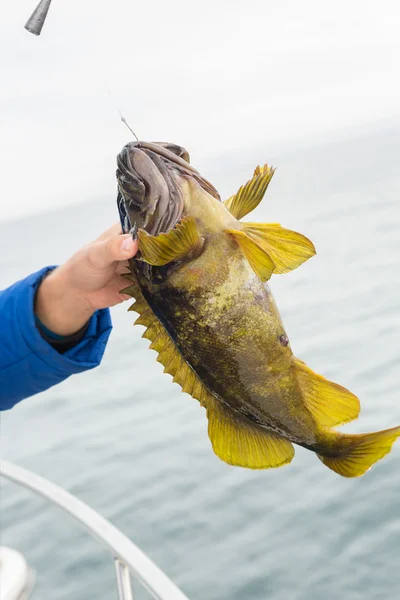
[279,334,289,347]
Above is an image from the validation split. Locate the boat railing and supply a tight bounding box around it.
[1,460,190,600]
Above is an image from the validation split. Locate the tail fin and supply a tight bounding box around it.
[318,426,400,477]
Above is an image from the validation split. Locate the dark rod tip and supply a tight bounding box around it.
[24,0,53,36]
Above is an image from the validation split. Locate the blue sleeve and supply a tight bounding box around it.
[0,267,113,411]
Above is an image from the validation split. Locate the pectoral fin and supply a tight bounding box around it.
[243,223,316,274]
[138,216,204,266]
[227,222,315,281]
[207,402,294,469]
[227,229,275,282]
[293,359,360,427]
[224,164,275,220]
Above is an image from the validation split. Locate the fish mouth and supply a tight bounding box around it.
[116,141,220,236]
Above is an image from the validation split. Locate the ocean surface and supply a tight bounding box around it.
[1,124,400,600]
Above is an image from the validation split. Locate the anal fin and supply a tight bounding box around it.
[207,401,294,469]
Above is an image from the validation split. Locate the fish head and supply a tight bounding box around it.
[116,141,220,237]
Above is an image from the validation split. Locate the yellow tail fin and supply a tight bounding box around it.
[318,426,400,477]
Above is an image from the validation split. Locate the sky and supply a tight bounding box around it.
[1,0,400,222]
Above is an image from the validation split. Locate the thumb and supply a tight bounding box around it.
[88,234,138,269]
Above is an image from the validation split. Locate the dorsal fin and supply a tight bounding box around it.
[223,164,275,220]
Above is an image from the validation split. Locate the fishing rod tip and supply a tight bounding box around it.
[24,26,41,36]
[24,0,53,36]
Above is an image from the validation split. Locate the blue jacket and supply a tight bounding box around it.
[0,267,112,411]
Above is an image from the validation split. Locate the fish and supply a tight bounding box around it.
[116,141,400,478]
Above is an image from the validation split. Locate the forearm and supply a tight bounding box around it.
[0,226,137,410]
[0,268,112,410]
[35,267,95,336]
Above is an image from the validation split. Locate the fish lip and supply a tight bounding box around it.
[117,143,183,236]
[129,141,199,175]
[116,141,220,237]
[135,142,221,200]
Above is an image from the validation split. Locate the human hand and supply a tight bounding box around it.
[35,224,138,336]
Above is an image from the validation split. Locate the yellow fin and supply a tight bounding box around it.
[207,402,294,469]
[134,309,154,328]
[318,426,400,477]
[293,359,360,427]
[138,216,204,266]
[227,229,275,282]
[224,164,275,220]
[121,271,135,281]
[120,272,139,298]
[120,284,138,296]
[243,223,316,274]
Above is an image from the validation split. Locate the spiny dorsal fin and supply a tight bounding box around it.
[223,164,275,220]
[207,401,294,469]
[293,359,360,427]
[120,284,138,296]
[242,223,316,274]
[226,229,275,282]
[120,272,139,297]
[121,271,135,281]
[138,216,204,266]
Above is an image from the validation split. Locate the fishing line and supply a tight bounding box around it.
[107,89,139,141]
[25,5,140,142]
[118,109,139,142]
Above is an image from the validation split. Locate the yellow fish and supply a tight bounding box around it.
[116,141,400,477]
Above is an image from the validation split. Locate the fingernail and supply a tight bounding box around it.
[121,237,134,252]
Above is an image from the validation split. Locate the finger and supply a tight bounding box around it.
[120,294,131,301]
[87,234,138,270]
